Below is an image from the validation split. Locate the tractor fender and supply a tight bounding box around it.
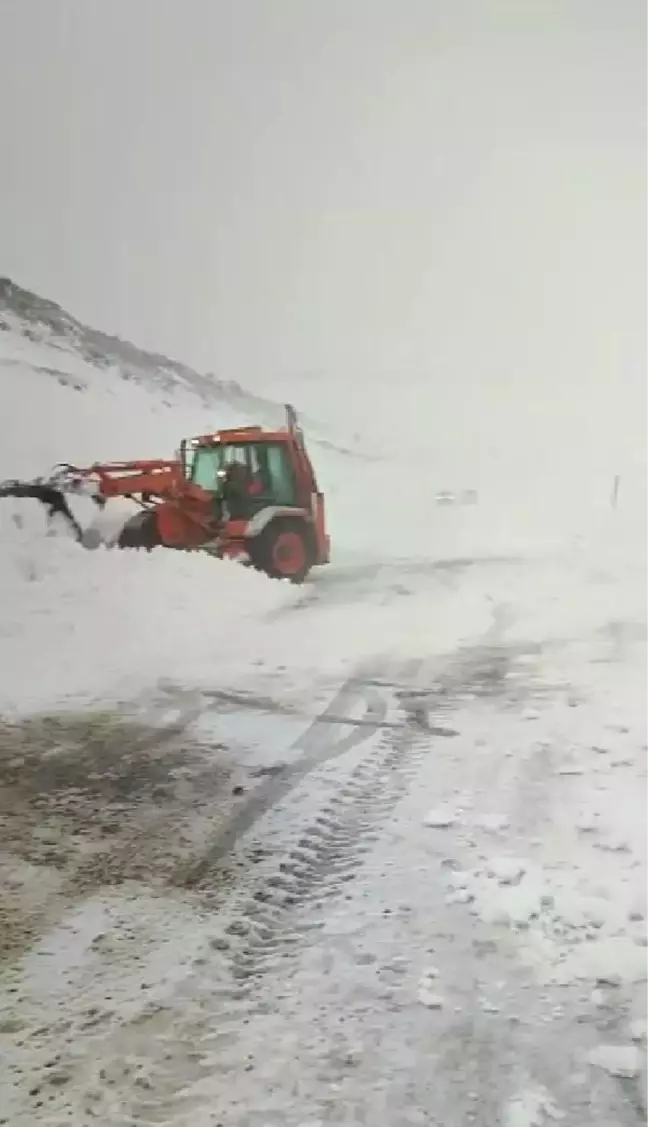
[244,506,310,539]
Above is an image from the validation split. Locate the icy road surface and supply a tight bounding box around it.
[0,535,646,1127]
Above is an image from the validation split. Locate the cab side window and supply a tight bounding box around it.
[264,445,297,504]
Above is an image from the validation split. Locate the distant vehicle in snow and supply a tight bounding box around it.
[435,489,479,506]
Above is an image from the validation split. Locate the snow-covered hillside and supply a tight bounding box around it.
[0,275,292,418]
[0,287,645,1126]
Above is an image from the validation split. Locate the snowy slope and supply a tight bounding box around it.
[0,290,646,1126]
[0,275,292,419]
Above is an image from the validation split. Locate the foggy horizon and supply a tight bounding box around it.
[1,0,645,472]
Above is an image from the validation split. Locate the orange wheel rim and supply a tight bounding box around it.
[272,531,306,575]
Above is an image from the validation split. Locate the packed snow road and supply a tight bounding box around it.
[0,537,646,1127]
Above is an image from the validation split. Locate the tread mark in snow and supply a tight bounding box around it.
[86,645,546,1124]
[109,658,436,1122]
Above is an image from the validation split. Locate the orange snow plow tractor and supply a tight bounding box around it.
[0,405,330,584]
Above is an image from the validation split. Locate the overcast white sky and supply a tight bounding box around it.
[0,0,645,468]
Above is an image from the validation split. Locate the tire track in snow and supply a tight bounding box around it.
[271,553,525,616]
[71,655,456,1124]
[3,636,550,1126]
[194,640,546,954]
[202,642,646,1127]
[199,666,432,986]
[85,641,551,1125]
[176,656,407,886]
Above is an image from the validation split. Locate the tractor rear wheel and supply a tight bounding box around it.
[117,511,161,551]
[248,519,312,584]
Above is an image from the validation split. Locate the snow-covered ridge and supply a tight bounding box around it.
[0,277,371,461]
[0,275,278,414]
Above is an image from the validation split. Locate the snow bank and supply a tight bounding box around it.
[0,495,504,715]
[0,501,303,714]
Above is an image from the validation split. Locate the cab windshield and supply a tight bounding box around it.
[185,442,298,506]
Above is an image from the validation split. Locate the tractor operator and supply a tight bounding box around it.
[219,460,263,519]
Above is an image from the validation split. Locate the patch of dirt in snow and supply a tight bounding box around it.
[0,708,240,963]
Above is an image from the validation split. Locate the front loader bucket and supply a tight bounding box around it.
[1,473,162,552]
[0,480,87,542]
[116,510,161,550]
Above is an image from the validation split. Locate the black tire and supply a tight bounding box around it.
[117,511,161,551]
[248,518,312,584]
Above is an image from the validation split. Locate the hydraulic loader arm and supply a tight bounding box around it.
[50,459,210,504]
[1,459,216,546]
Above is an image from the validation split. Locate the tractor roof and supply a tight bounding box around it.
[191,426,294,446]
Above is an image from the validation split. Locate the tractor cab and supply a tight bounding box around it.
[182,433,299,513]
[180,406,318,513]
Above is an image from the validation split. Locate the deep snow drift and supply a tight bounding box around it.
[0,307,646,1125]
